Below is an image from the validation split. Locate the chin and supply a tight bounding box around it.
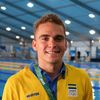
[46,59,61,64]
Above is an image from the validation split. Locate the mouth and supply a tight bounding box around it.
[46,50,60,54]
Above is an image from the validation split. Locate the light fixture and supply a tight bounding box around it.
[27,2,34,8]
[88,13,95,18]
[89,30,96,35]
[70,40,73,44]
[21,26,26,30]
[16,36,20,39]
[65,20,71,24]
[19,42,23,45]
[0,6,6,10]
[6,27,11,31]
[30,35,34,39]
[91,40,94,43]
[65,31,70,35]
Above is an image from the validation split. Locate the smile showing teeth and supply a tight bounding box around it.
[46,51,60,54]
[48,52,55,54]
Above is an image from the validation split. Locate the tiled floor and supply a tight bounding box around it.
[0,60,100,100]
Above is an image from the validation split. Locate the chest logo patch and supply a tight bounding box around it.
[68,84,78,97]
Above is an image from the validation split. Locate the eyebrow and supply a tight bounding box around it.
[39,34,50,39]
[39,34,65,39]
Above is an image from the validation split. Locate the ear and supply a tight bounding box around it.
[32,39,37,51]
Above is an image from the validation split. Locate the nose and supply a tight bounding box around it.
[48,38,57,48]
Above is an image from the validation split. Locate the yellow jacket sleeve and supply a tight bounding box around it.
[2,78,19,100]
[84,73,93,100]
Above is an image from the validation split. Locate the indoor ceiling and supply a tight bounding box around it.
[0,0,100,43]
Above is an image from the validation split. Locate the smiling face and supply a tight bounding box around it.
[32,22,67,65]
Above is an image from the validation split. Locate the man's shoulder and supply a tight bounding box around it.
[65,64,89,78]
[7,67,30,84]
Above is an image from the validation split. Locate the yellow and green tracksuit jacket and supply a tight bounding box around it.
[2,64,93,100]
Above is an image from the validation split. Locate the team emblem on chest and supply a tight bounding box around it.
[68,84,78,97]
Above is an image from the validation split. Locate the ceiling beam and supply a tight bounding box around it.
[0,10,32,26]
[67,28,92,40]
[70,0,100,16]
[1,0,40,18]
[0,32,17,41]
[0,20,32,34]
[0,26,31,40]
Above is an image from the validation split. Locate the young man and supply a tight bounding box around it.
[2,14,93,100]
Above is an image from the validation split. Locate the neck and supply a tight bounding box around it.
[39,62,62,80]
